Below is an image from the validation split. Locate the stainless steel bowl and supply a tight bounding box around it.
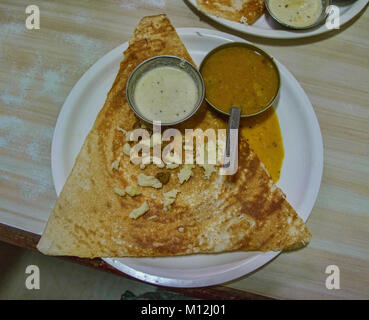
[264,0,331,30]
[199,42,281,118]
[126,55,205,126]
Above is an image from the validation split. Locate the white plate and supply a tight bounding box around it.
[51,28,323,288]
[187,0,368,39]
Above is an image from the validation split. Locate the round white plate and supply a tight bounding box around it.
[51,28,323,288]
[187,0,368,39]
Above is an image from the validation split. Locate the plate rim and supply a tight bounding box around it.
[187,0,369,39]
[51,27,324,288]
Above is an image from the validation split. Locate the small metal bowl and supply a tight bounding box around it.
[199,42,281,118]
[126,55,205,126]
[264,0,331,30]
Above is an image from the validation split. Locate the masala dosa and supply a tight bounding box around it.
[196,0,265,25]
[37,14,311,258]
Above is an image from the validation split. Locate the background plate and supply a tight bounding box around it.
[187,0,368,39]
[51,28,324,287]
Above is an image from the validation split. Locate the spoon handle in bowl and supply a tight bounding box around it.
[222,106,240,175]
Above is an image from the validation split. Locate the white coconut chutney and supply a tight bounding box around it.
[134,66,198,123]
[268,0,323,28]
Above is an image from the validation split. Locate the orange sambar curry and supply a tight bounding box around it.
[201,46,284,182]
[200,46,279,115]
[240,108,284,183]
[214,107,284,183]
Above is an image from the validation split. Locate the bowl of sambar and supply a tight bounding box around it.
[200,42,280,117]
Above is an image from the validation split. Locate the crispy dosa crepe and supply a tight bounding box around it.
[37,14,311,258]
[196,0,265,25]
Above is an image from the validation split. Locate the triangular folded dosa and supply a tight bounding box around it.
[37,14,311,258]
